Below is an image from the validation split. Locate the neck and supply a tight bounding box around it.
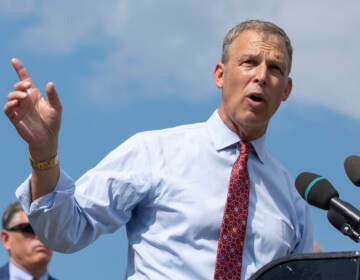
[217,107,267,141]
[10,258,47,278]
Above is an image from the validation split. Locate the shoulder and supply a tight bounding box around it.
[115,121,208,155]
[48,274,57,280]
[135,121,207,142]
[94,120,207,174]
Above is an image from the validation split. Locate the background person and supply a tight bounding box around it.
[0,201,55,280]
[4,20,313,279]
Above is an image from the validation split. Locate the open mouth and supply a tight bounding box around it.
[249,94,264,102]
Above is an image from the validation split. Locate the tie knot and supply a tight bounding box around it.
[239,141,251,156]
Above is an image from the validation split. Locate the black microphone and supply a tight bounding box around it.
[295,172,360,226]
[344,155,360,186]
[327,208,360,242]
[295,172,338,210]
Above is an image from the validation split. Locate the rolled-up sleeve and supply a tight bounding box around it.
[15,133,154,253]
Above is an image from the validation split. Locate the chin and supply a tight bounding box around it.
[33,253,52,263]
[240,114,268,128]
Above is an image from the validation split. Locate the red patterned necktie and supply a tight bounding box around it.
[214,141,252,280]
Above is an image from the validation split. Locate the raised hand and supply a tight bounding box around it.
[3,58,62,161]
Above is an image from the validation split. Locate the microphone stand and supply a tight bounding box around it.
[338,222,360,243]
[327,209,360,243]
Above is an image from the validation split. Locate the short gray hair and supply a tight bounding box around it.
[222,20,293,73]
[2,201,23,230]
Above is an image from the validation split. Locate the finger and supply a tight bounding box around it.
[7,90,28,101]
[46,82,62,110]
[3,99,19,117]
[11,58,34,83]
[13,80,32,91]
[4,94,33,123]
[4,99,22,123]
[5,91,30,122]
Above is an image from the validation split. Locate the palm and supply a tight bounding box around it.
[16,89,60,147]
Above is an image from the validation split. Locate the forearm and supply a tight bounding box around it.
[18,166,129,253]
[29,144,60,200]
[17,169,96,253]
[30,164,60,200]
[29,196,95,253]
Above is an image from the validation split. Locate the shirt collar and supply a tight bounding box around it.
[9,261,49,280]
[206,109,267,164]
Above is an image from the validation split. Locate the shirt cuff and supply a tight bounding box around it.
[15,168,75,215]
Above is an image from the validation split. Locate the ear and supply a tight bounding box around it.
[214,63,225,89]
[1,230,11,250]
[282,77,292,101]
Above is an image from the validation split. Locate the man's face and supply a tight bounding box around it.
[1,211,52,272]
[214,29,292,140]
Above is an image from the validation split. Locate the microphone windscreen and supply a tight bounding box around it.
[344,155,360,186]
[295,172,339,210]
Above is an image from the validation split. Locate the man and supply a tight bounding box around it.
[0,201,55,280]
[4,20,313,279]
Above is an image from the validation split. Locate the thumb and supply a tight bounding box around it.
[45,82,62,110]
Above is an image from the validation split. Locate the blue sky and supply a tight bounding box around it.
[1,1,360,278]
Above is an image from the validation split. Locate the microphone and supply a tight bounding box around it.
[295,172,360,226]
[295,172,338,210]
[344,155,360,186]
[327,208,360,242]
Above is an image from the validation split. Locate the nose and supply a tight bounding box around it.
[253,63,267,86]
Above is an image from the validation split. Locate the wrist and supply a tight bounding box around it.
[29,141,58,162]
[30,154,59,170]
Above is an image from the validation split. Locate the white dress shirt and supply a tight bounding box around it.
[16,110,313,279]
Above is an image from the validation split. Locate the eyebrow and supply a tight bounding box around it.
[238,54,287,68]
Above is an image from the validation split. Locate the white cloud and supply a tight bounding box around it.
[278,1,360,118]
[18,1,123,52]
[5,1,360,118]
[0,0,34,15]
